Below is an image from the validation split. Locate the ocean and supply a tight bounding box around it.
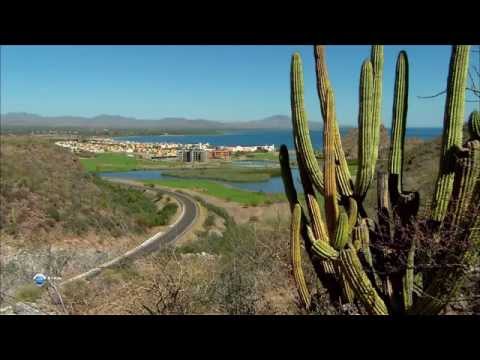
[115,128,443,149]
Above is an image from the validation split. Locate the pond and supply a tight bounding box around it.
[99,168,302,194]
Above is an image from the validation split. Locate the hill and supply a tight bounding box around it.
[0,136,169,246]
[0,113,323,132]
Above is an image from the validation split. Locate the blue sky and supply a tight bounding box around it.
[1,45,477,127]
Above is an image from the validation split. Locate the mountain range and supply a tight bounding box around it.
[0,113,324,131]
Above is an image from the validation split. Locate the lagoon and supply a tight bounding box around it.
[100,167,302,194]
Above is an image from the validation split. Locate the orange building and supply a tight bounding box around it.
[208,149,231,160]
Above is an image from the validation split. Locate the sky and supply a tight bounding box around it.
[1,45,478,127]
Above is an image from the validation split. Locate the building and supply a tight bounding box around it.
[176,148,208,163]
[208,149,231,161]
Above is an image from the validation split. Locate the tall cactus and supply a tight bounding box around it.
[370,45,384,180]
[389,51,409,196]
[388,50,420,221]
[314,46,354,198]
[281,45,478,315]
[430,45,471,223]
[290,53,326,197]
[355,60,375,201]
[324,86,339,238]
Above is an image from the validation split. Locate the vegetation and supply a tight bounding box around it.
[14,284,44,302]
[162,167,281,182]
[80,152,180,172]
[143,179,285,205]
[61,209,308,315]
[281,45,478,315]
[0,136,170,243]
[95,178,178,227]
[231,151,278,161]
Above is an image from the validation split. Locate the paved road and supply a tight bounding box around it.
[60,180,198,286]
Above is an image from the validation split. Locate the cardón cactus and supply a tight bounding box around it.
[281,45,478,315]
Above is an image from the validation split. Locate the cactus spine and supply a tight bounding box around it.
[281,45,478,315]
[431,45,471,223]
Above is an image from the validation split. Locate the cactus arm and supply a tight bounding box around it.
[402,239,415,311]
[307,193,330,243]
[339,247,389,315]
[354,219,383,291]
[279,144,298,211]
[324,86,339,238]
[314,45,354,198]
[307,226,339,261]
[468,110,480,140]
[332,212,350,250]
[291,204,312,309]
[431,45,471,223]
[370,45,384,179]
[290,53,326,196]
[389,50,409,198]
[346,197,358,231]
[447,140,480,228]
[354,60,375,201]
[280,143,335,279]
[377,171,392,243]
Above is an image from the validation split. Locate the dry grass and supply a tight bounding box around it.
[53,210,310,315]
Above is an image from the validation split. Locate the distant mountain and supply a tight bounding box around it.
[0,113,323,131]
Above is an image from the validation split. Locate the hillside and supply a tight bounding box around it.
[0,136,168,246]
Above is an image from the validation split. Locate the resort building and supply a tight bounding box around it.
[208,149,231,161]
[176,148,208,162]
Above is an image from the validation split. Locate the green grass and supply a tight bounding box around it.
[244,152,279,161]
[162,167,281,183]
[143,179,285,205]
[80,153,180,172]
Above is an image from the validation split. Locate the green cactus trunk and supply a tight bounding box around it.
[290,53,326,197]
[430,45,471,223]
[370,45,384,181]
[314,45,354,198]
[355,60,375,201]
[389,51,408,196]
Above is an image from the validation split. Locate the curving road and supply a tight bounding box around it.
[60,180,198,286]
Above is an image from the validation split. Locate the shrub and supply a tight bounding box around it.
[46,206,61,222]
[204,214,216,228]
[15,284,43,303]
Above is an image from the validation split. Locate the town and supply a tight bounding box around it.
[55,137,276,162]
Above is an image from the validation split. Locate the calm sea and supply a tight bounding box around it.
[115,128,443,149]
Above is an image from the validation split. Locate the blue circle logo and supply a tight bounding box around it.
[33,273,47,286]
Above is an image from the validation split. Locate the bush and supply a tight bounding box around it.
[15,284,43,302]
[204,214,216,228]
[101,263,139,287]
[156,203,178,226]
[46,206,61,222]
